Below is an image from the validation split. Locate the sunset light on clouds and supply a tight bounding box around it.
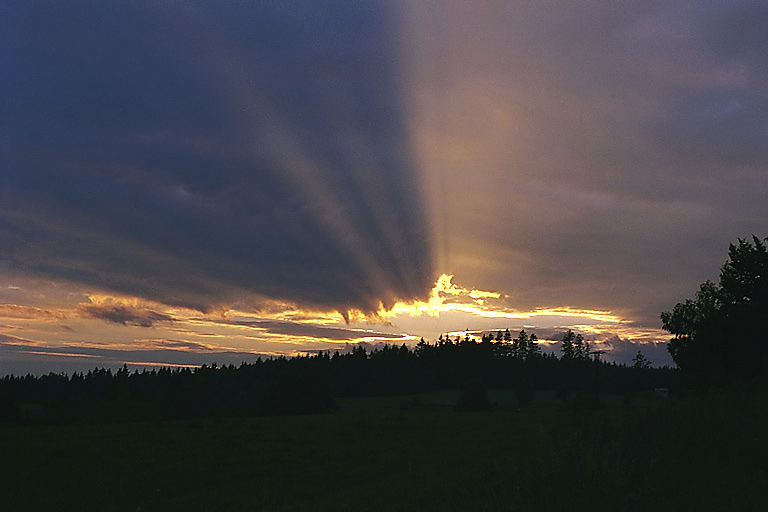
[0,271,670,375]
[3,1,768,375]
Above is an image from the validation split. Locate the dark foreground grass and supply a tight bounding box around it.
[1,390,766,511]
[0,394,564,511]
[553,391,768,512]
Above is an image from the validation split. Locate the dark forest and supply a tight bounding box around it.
[0,329,676,424]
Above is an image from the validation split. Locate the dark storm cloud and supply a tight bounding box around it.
[80,304,174,327]
[1,1,432,313]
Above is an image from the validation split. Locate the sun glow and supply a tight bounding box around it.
[381,274,627,326]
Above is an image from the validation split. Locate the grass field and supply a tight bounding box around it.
[2,389,766,511]
[0,390,568,511]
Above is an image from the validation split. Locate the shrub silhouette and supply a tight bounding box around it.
[455,379,492,411]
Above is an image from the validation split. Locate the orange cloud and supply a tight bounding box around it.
[0,303,62,320]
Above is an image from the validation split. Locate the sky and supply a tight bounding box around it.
[2,0,767,375]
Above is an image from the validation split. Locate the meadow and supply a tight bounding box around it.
[2,388,766,511]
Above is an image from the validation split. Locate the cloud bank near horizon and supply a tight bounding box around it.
[0,271,676,377]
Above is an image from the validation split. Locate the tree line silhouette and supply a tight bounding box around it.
[5,234,764,425]
[0,329,675,425]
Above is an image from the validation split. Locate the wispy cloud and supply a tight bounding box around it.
[210,318,407,343]
[0,332,42,346]
[130,338,217,352]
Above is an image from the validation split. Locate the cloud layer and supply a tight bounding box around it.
[1,1,432,314]
[405,0,768,325]
[2,1,768,376]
